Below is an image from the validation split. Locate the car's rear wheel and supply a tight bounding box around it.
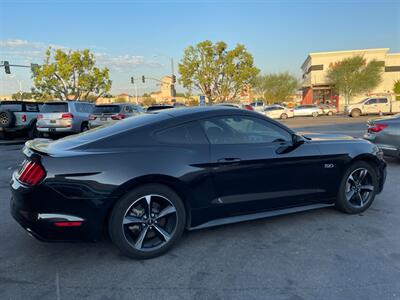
[280,113,288,120]
[109,184,186,259]
[351,109,361,118]
[312,112,318,117]
[335,161,378,214]
[327,111,333,116]
[81,123,89,132]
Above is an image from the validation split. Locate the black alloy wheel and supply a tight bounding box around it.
[109,184,186,259]
[336,161,378,214]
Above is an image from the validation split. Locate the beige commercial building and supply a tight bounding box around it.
[301,48,400,110]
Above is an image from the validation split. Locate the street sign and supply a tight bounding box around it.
[199,95,206,106]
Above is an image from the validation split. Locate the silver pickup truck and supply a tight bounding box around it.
[0,101,43,139]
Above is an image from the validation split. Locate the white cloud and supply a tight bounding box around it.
[0,39,44,49]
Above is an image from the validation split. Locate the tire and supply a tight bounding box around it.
[351,109,361,118]
[81,123,89,132]
[27,123,38,139]
[327,111,333,116]
[109,184,186,259]
[0,110,15,128]
[335,161,378,214]
[312,112,318,117]
[280,113,288,120]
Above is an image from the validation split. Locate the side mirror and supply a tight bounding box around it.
[292,134,305,146]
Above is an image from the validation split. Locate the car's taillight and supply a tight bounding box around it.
[89,114,96,120]
[243,105,254,111]
[368,123,388,133]
[61,113,74,119]
[21,114,27,122]
[18,161,46,186]
[37,114,43,120]
[111,113,126,120]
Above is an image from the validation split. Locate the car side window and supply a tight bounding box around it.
[25,103,39,112]
[200,116,292,145]
[155,122,208,145]
[378,98,388,104]
[366,99,377,105]
[75,103,83,112]
[124,106,133,113]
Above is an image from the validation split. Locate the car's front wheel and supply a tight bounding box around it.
[312,112,319,117]
[335,161,378,214]
[280,113,288,120]
[109,184,186,259]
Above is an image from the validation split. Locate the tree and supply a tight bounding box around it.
[393,80,400,100]
[32,48,112,101]
[254,72,299,104]
[12,92,33,100]
[178,40,259,103]
[326,56,384,106]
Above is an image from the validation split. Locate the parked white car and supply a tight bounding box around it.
[264,105,294,119]
[293,105,324,117]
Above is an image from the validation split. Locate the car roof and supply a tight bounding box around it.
[156,106,239,117]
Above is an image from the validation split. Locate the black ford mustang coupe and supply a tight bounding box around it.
[11,107,386,259]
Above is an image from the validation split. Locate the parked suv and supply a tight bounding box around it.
[37,101,94,137]
[0,101,43,139]
[345,97,400,117]
[89,103,144,128]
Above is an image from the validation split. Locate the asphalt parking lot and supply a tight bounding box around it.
[0,116,399,300]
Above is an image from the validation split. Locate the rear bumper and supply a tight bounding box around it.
[10,174,103,242]
[364,133,400,158]
[37,127,76,133]
[0,125,30,133]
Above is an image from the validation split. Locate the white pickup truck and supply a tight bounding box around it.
[345,97,400,117]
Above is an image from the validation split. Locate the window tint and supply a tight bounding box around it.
[41,103,68,113]
[0,104,22,111]
[25,103,39,112]
[124,106,133,113]
[200,116,292,144]
[378,98,388,104]
[156,122,207,144]
[93,105,121,114]
[366,99,377,105]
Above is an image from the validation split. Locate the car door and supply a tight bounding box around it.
[364,98,378,114]
[377,98,390,113]
[199,114,325,217]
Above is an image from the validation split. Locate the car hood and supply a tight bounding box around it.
[298,132,359,141]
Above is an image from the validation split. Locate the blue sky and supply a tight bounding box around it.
[0,0,399,95]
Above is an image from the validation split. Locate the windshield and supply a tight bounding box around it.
[41,103,68,113]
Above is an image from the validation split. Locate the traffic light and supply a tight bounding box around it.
[131,77,134,84]
[31,63,39,74]
[142,75,145,83]
[4,61,10,74]
[172,75,176,84]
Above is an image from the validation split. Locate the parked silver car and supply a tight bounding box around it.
[89,103,144,128]
[363,114,400,159]
[293,105,323,117]
[37,101,94,137]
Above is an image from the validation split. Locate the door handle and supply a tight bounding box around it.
[218,157,241,163]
